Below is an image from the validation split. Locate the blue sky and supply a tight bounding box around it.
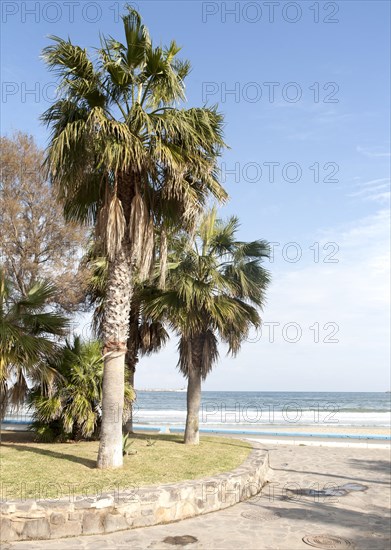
[1,1,390,391]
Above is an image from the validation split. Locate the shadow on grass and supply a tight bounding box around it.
[128,432,251,450]
[1,443,96,469]
[127,432,184,445]
[1,432,251,472]
[0,430,36,444]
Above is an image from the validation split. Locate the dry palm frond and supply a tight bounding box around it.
[200,330,219,379]
[138,217,154,280]
[8,370,29,407]
[95,180,112,243]
[128,192,155,280]
[106,196,125,261]
[177,337,193,376]
[129,192,148,263]
[96,204,108,243]
[140,323,151,349]
[158,227,168,289]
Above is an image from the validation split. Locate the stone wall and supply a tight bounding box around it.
[0,443,269,542]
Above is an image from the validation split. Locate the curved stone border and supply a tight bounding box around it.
[0,442,269,542]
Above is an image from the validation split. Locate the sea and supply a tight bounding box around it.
[3,391,390,431]
[132,391,391,431]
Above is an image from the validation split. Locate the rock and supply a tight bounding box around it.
[138,490,160,503]
[196,498,205,511]
[117,501,141,518]
[82,511,104,535]
[0,518,18,542]
[155,506,176,523]
[175,501,196,520]
[103,513,129,532]
[68,511,82,522]
[141,508,155,517]
[50,512,65,525]
[7,517,25,536]
[1,505,16,514]
[22,518,50,539]
[50,520,82,539]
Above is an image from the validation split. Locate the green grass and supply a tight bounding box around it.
[0,431,251,500]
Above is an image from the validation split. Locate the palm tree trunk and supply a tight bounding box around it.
[184,365,202,445]
[124,303,140,434]
[125,363,136,433]
[0,389,7,444]
[97,247,133,469]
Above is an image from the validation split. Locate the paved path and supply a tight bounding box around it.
[6,443,391,550]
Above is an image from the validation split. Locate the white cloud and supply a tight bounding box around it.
[357,146,391,158]
[136,206,390,392]
[348,178,390,203]
[73,206,390,392]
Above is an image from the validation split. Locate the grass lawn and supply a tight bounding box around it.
[0,431,252,500]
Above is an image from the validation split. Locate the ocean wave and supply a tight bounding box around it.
[133,409,390,427]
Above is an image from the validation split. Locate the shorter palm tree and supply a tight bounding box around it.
[0,269,68,428]
[29,336,134,441]
[144,210,270,444]
[125,296,169,431]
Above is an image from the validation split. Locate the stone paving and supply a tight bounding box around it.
[5,443,391,550]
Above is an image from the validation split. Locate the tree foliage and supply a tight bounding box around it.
[29,336,134,442]
[0,269,68,419]
[42,6,228,291]
[144,209,271,378]
[0,132,89,311]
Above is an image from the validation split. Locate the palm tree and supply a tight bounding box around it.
[29,336,134,441]
[143,210,270,444]
[42,7,227,468]
[84,249,169,432]
[0,269,68,433]
[125,295,169,431]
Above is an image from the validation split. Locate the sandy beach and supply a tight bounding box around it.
[268,425,389,435]
[203,424,391,436]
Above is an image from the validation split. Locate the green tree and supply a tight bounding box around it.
[29,337,134,442]
[0,133,88,312]
[0,269,68,429]
[42,7,227,467]
[143,210,270,444]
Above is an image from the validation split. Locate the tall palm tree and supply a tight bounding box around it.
[143,210,270,444]
[0,269,68,433]
[84,249,169,432]
[42,7,227,467]
[29,336,134,441]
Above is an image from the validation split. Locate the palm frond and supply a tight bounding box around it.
[106,196,126,261]
[0,270,69,416]
[144,210,270,377]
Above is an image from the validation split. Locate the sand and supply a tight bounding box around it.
[243,425,390,435]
